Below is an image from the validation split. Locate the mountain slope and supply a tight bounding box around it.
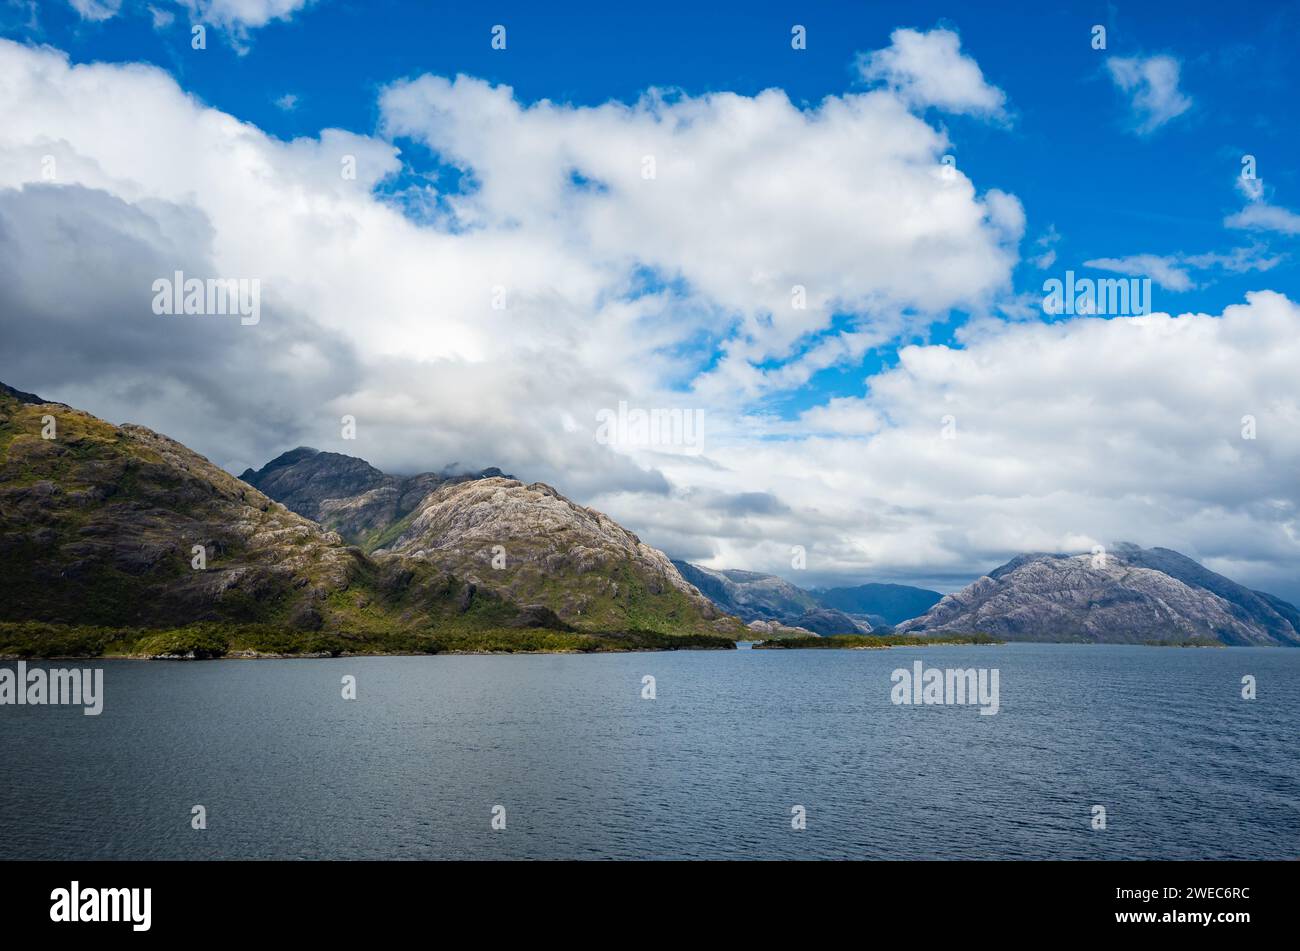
[671,561,819,621]
[0,387,360,631]
[381,479,739,636]
[898,545,1300,646]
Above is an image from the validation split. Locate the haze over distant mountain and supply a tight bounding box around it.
[898,544,1300,646]
[813,583,943,626]
[671,561,945,634]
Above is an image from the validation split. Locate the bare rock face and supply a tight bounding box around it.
[898,546,1300,646]
[379,478,736,635]
[240,448,509,549]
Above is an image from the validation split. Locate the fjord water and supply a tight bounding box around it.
[2,644,1296,860]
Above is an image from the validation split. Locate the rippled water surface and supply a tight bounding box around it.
[2,644,1297,859]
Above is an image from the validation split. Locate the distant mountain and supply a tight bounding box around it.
[814,582,942,625]
[0,383,737,656]
[671,561,878,634]
[671,561,819,621]
[898,544,1300,646]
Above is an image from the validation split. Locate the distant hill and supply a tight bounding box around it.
[898,544,1300,646]
[813,583,942,625]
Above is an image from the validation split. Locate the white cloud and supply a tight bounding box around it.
[380,72,1022,399]
[147,5,175,28]
[1226,202,1300,236]
[1083,246,1280,293]
[174,0,313,30]
[65,0,312,31]
[66,0,123,20]
[1106,55,1192,134]
[274,92,299,111]
[1084,254,1194,291]
[856,27,1007,118]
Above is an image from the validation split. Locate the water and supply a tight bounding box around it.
[1,644,1297,859]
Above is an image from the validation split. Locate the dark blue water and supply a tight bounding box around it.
[1,644,1297,859]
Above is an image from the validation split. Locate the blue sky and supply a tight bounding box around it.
[3,0,1300,596]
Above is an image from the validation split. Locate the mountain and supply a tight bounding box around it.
[0,382,737,657]
[671,561,819,621]
[239,448,509,550]
[814,582,942,625]
[377,478,731,634]
[898,545,1300,646]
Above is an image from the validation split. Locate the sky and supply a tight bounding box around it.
[2,0,1299,599]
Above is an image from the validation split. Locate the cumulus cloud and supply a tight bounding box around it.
[856,27,1007,117]
[1226,202,1300,236]
[66,0,123,21]
[174,0,313,30]
[1105,55,1192,134]
[65,0,313,32]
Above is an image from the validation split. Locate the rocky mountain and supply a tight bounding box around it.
[239,448,509,550]
[814,582,942,626]
[0,383,737,656]
[671,561,820,621]
[898,545,1300,646]
[378,478,734,635]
